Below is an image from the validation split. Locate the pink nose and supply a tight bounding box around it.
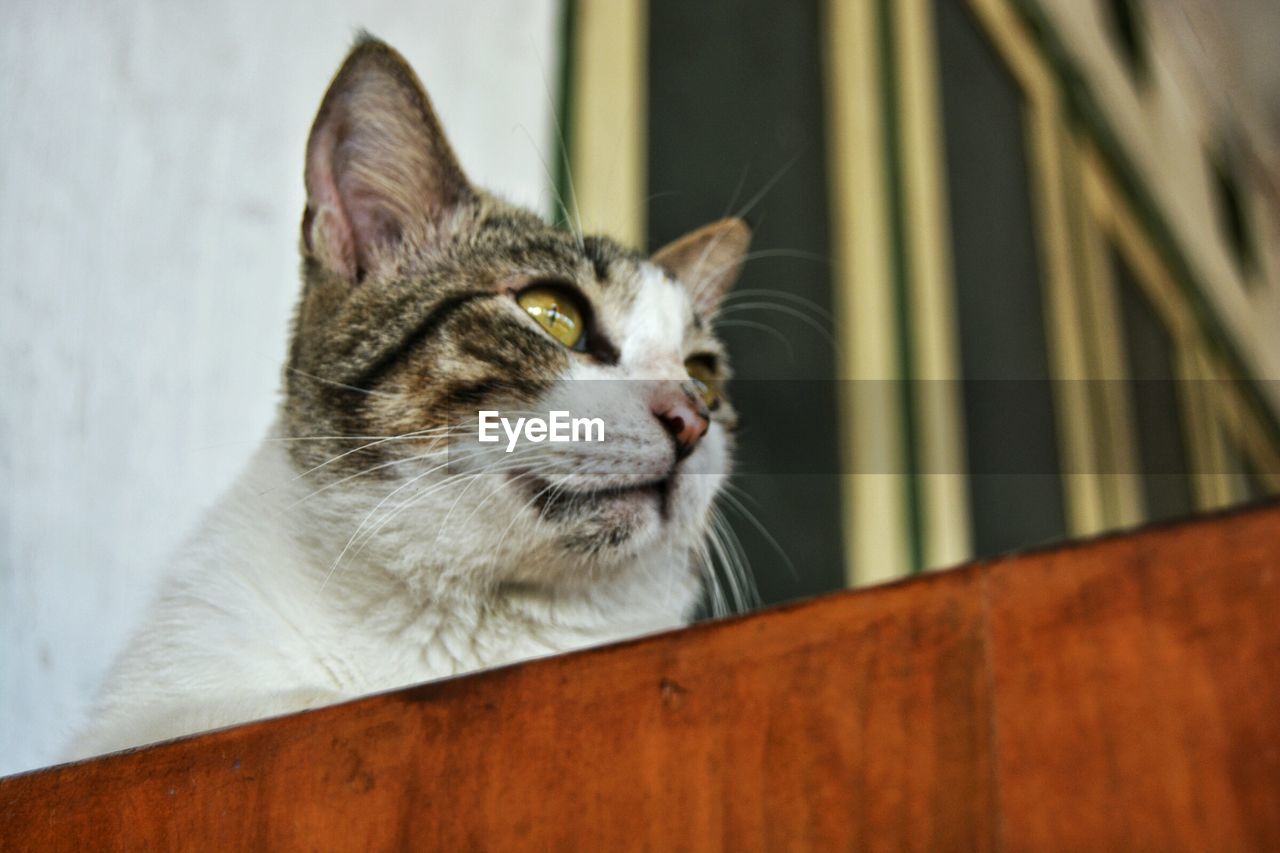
[653,390,709,460]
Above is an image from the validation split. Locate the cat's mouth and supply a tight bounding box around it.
[513,471,674,521]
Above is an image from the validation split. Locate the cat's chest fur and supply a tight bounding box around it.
[185,437,692,687]
[70,437,694,758]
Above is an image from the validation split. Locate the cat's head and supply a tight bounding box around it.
[283,37,748,608]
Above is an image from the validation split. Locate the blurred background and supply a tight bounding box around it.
[2,0,1278,775]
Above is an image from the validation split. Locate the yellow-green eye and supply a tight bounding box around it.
[685,357,720,409]
[518,286,586,349]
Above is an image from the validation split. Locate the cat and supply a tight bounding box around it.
[68,34,751,759]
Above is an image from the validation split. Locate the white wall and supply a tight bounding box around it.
[1035,0,1280,396]
[0,0,560,776]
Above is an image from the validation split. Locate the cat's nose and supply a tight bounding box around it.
[653,389,709,460]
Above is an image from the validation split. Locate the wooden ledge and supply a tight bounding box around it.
[3,501,1279,850]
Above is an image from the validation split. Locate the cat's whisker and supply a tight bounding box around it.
[263,421,475,445]
[711,320,796,360]
[693,533,719,612]
[287,449,452,511]
[328,476,473,591]
[264,434,427,443]
[285,426,443,473]
[318,441,529,584]
[286,366,396,398]
[443,449,563,543]
[350,446,549,565]
[318,462,473,591]
[720,161,753,221]
[696,250,831,318]
[530,38,585,248]
[518,123,579,241]
[685,219,740,301]
[425,463,560,577]
[198,431,441,452]
[681,165,779,298]
[731,150,802,224]
[276,425,461,493]
[696,537,730,619]
[645,189,682,207]
[715,505,761,611]
[716,301,840,356]
[721,284,834,329]
[719,487,796,581]
[705,509,736,606]
[429,447,556,547]
[487,473,565,559]
[723,481,765,509]
[701,527,731,617]
[719,289,833,352]
[349,474,473,562]
[683,153,805,311]
[730,249,831,269]
[707,508,753,614]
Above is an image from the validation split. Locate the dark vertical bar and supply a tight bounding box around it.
[1111,246,1194,521]
[933,0,1068,556]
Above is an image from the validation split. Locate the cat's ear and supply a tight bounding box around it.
[650,218,751,316]
[302,35,473,282]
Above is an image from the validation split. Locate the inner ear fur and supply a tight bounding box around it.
[650,218,752,316]
[303,35,473,282]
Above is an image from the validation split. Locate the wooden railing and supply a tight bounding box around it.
[3,502,1279,850]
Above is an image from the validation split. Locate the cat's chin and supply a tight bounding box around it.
[511,470,679,554]
[528,475,672,516]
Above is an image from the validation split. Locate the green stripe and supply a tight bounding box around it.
[1010,0,1280,451]
[877,0,926,573]
[551,0,578,230]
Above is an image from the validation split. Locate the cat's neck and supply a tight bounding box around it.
[219,430,697,674]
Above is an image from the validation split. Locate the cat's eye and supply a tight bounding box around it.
[684,357,720,409]
[518,286,586,350]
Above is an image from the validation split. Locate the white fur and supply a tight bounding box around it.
[69,263,727,759]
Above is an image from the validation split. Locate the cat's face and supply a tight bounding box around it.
[282,38,749,601]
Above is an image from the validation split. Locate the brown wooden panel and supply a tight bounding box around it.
[1,566,994,851]
[987,504,1280,851]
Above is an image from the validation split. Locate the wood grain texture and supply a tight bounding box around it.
[3,501,1279,851]
[987,502,1280,850]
